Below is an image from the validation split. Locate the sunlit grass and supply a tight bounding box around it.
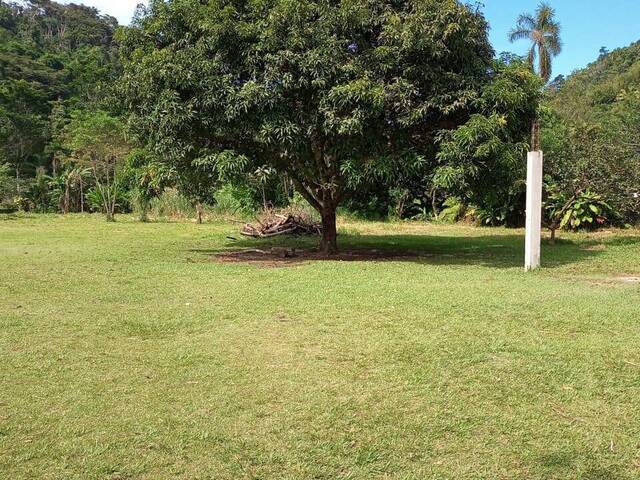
[1,214,640,479]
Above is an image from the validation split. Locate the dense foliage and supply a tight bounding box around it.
[542,41,640,227]
[549,41,640,122]
[436,59,541,226]
[0,0,119,210]
[2,0,639,243]
[117,0,499,253]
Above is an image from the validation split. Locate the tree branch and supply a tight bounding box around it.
[291,176,322,212]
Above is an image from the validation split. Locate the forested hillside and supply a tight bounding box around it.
[0,0,119,209]
[542,41,640,227]
[0,0,638,236]
[549,41,640,122]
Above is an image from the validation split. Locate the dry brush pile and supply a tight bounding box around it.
[240,208,322,238]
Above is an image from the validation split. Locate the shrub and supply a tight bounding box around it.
[212,184,257,217]
[438,197,467,223]
[558,191,615,230]
[86,185,130,215]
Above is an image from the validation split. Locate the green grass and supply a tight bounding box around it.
[1,214,640,479]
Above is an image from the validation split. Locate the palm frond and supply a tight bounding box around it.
[510,3,562,82]
[508,27,531,43]
[544,33,562,56]
[516,13,537,30]
[542,18,561,35]
[536,2,556,26]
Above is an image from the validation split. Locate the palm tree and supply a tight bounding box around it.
[509,2,562,150]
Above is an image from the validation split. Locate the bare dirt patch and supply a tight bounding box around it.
[584,275,640,286]
[581,243,607,252]
[616,276,640,284]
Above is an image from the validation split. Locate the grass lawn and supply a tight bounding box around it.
[1,214,640,479]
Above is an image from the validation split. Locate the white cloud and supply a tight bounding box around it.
[58,1,147,25]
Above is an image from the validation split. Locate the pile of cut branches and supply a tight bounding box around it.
[241,209,321,238]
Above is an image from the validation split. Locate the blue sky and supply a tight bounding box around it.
[62,0,640,77]
[484,0,640,77]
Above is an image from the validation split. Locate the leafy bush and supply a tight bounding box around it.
[437,197,466,223]
[475,206,508,226]
[86,185,130,215]
[473,185,526,227]
[13,196,31,212]
[212,184,257,216]
[27,168,55,213]
[545,187,615,233]
[558,191,614,230]
[125,148,176,221]
[130,189,152,221]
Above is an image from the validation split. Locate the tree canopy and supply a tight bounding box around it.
[549,41,640,122]
[509,1,562,151]
[118,0,497,253]
[543,41,640,225]
[509,2,562,83]
[0,0,119,196]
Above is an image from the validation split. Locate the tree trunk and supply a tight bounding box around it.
[549,225,557,246]
[395,193,406,219]
[431,189,439,217]
[319,206,338,255]
[105,197,116,222]
[531,117,541,151]
[195,202,204,224]
[63,184,70,214]
[139,199,149,222]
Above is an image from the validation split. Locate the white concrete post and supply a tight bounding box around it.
[525,151,543,271]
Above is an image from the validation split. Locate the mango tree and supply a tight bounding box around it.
[118,0,494,253]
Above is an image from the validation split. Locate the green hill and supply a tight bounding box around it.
[550,41,640,122]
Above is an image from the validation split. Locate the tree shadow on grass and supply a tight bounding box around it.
[188,230,640,269]
[535,449,624,480]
